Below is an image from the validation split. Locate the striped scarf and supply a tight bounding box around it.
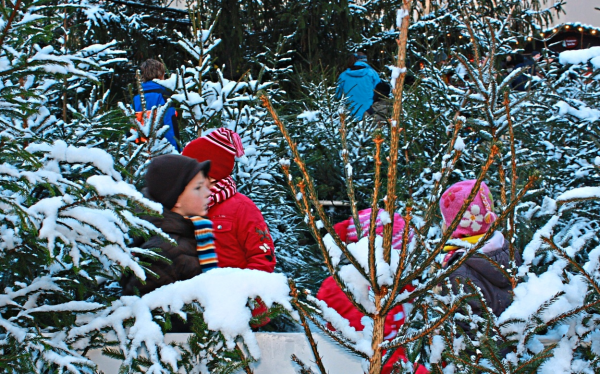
[207,176,237,209]
[187,216,218,272]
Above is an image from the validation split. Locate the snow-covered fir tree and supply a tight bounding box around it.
[0,1,294,373]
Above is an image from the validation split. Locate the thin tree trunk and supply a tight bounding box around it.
[368,291,387,374]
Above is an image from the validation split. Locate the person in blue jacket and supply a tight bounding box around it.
[337,52,381,119]
[133,59,180,151]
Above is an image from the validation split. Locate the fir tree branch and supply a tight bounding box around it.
[416,117,464,242]
[289,280,328,374]
[0,0,22,50]
[296,299,369,360]
[261,94,370,291]
[383,0,411,265]
[513,343,557,374]
[290,354,317,374]
[504,91,518,279]
[382,292,475,349]
[542,236,600,296]
[339,112,362,270]
[368,134,385,293]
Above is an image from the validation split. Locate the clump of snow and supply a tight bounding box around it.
[26,140,121,180]
[345,163,353,177]
[558,46,600,66]
[538,196,557,216]
[500,261,588,346]
[430,335,445,363]
[396,8,409,28]
[71,268,293,368]
[87,175,162,212]
[324,233,343,267]
[386,66,407,89]
[307,295,363,347]
[379,211,391,225]
[556,186,600,202]
[539,337,576,374]
[554,101,600,123]
[454,136,465,151]
[520,215,560,270]
[297,110,321,122]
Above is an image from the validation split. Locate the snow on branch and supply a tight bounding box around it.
[556,186,600,202]
[70,269,293,370]
[553,101,600,123]
[559,46,600,69]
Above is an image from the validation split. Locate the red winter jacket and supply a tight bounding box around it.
[207,193,276,272]
[207,192,275,327]
[317,278,428,374]
[318,214,429,374]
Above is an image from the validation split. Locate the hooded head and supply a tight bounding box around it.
[440,180,497,238]
[342,208,412,250]
[145,154,210,210]
[182,128,245,181]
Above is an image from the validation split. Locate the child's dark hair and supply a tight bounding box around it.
[140,59,165,82]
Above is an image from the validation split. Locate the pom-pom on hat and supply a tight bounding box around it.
[145,154,210,210]
[182,128,245,181]
[439,180,497,239]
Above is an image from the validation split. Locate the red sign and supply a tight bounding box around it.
[564,37,578,49]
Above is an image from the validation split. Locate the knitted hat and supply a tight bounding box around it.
[145,154,210,210]
[354,52,368,61]
[182,128,245,181]
[439,180,497,239]
[342,208,411,250]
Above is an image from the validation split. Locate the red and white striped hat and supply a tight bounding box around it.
[183,128,245,180]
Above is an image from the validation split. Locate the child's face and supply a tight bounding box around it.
[172,172,211,217]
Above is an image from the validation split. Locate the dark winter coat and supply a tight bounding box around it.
[121,205,201,296]
[445,236,522,319]
[133,81,180,150]
[207,193,276,273]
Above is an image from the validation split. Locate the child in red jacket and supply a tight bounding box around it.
[183,128,276,272]
[317,208,428,374]
[183,128,275,326]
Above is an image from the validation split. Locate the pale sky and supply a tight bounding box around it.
[554,0,600,27]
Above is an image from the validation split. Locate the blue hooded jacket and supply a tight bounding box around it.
[133,81,179,151]
[337,61,381,119]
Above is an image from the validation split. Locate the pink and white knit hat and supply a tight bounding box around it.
[183,128,245,180]
[439,180,497,239]
[346,208,410,250]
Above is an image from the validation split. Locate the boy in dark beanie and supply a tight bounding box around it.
[121,154,217,297]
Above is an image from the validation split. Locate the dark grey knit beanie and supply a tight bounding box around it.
[145,154,211,210]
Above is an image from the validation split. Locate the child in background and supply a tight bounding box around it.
[121,154,215,297]
[439,180,521,323]
[317,208,428,374]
